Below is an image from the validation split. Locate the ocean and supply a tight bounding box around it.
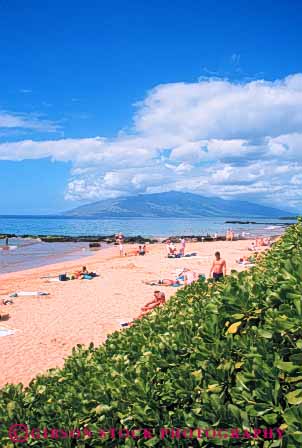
[0,216,295,274]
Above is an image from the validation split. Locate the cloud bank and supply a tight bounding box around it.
[0,111,59,133]
[1,74,302,210]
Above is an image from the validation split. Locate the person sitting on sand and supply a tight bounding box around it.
[121,292,166,327]
[72,266,89,279]
[166,240,177,257]
[182,268,198,285]
[209,251,226,281]
[248,241,257,251]
[137,291,166,318]
[176,268,198,285]
[138,245,146,256]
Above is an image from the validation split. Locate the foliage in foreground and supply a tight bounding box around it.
[1,221,302,447]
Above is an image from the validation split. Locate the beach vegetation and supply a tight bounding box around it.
[1,220,302,446]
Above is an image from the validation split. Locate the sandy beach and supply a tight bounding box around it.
[0,239,261,388]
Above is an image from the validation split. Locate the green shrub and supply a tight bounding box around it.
[1,220,302,447]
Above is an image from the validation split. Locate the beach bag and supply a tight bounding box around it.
[59,274,67,281]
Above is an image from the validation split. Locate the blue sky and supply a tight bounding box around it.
[0,0,302,213]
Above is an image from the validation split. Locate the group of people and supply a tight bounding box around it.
[123,244,147,257]
[115,232,148,258]
[166,238,186,257]
[248,237,271,251]
[117,228,281,330]
[122,251,227,327]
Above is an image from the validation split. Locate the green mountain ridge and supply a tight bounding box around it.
[64,191,292,218]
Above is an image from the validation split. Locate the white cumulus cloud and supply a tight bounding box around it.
[0,111,59,133]
[1,74,302,211]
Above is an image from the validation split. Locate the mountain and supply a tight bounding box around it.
[63,191,292,219]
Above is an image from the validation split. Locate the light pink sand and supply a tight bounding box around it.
[0,240,260,387]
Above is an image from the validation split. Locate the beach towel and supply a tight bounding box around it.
[40,275,57,279]
[9,291,50,298]
[0,328,15,337]
[0,325,16,337]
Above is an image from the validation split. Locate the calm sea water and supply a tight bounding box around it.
[0,216,295,274]
[0,216,294,237]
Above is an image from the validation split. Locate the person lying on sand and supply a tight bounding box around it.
[124,248,139,257]
[236,255,255,265]
[143,268,198,287]
[209,251,226,281]
[143,278,183,287]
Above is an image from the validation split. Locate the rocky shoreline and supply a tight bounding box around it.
[225,220,291,225]
[0,232,267,244]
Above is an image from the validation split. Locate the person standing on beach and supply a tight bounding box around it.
[180,237,186,256]
[115,232,124,256]
[209,251,226,281]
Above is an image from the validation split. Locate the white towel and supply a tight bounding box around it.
[12,291,49,297]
